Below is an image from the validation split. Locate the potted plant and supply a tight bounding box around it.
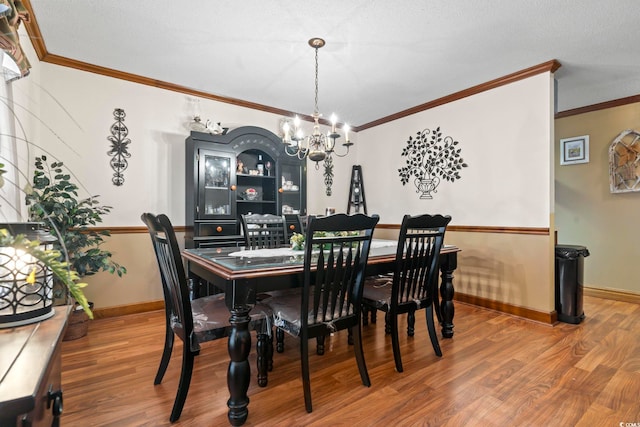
[25,156,126,339]
[1,163,91,324]
[398,126,468,199]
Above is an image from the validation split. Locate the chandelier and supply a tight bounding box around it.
[282,38,353,168]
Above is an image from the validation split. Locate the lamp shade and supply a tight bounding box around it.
[0,223,57,328]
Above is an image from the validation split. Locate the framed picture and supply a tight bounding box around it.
[560,135,589,165]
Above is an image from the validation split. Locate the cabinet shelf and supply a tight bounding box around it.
[237,200,276,204]
[237,174,276,179]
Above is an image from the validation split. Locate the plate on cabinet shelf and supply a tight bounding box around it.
[243,188,258,200]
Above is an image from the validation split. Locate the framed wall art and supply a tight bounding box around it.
[559,135,589,165]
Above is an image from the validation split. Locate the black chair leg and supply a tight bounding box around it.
[301,337,313,413]
[170,347,195,422]
[384,311,391,335]
[362,306,369,326]
[432,283,443,325]
[390,313,403,373]
[347,328,353,345]
[407,309,416,337]
[426,305,443,357]
[276,327,285,353]
[316,335,325,355]
[268,331,274,371]
[371,309,378,324]
[256,333,269,387]
[352,325,371,387]
[155,325,174,385]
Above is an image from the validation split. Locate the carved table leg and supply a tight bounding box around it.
[439,252,457,338]
[227,306,252,426]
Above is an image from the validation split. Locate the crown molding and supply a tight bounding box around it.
[22,1,561,132]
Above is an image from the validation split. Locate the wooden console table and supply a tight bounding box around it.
[0,306,71,427]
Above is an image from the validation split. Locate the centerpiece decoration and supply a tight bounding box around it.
[290,232,305,251]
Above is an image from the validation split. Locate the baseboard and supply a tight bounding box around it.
[92,300,164,319]
[455,287,640,325]
[454,292,556,324]
[584,286,640,304]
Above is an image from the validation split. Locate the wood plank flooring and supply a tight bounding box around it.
[60,296,640,426]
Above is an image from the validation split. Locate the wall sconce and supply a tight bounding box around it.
[0,223,57,328]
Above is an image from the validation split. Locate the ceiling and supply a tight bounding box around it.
[25,0,640,129]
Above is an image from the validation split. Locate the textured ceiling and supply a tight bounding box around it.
[27,0,640,128]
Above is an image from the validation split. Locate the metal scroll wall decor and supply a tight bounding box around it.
[609,129,640,193]
[398,126,467,199]
[323,156,333,196]
[107,108,131,186]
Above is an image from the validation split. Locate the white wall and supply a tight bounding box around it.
[357,73,553,227]
[7,30,353,226]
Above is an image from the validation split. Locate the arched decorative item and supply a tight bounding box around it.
[398,126,467,199]
[609,129,640,193]
[107,108,131,186]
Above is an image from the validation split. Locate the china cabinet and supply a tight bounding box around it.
[186,126,306,248]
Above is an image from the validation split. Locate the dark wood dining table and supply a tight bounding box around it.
[182,240,460,426]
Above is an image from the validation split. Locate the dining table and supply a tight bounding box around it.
[182,239,460,426]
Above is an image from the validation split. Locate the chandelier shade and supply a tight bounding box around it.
[282,38,353,167]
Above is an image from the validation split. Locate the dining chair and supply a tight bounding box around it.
[241,213,288,249]
[241,212,295,353]
[263,213,380,413]
[361,213,451,373]
[141,212,273,423]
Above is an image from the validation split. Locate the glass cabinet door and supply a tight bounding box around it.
[279,161,306,215]
[198,150,235,218]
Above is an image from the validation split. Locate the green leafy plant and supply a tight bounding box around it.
[25,155,126,281]
[289,230,360,251]
[0,162,6,188]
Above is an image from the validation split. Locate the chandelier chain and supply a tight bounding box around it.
[314,46,319,115]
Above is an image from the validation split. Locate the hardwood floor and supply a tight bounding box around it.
[60,296,640,426]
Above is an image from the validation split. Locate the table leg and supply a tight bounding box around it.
[438,252,457,338]
[227,306,252,426]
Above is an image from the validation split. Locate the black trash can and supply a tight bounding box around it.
[555,244,589,324]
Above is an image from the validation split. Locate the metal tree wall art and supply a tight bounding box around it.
[398,126,467,199]
[107,108,131,186]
